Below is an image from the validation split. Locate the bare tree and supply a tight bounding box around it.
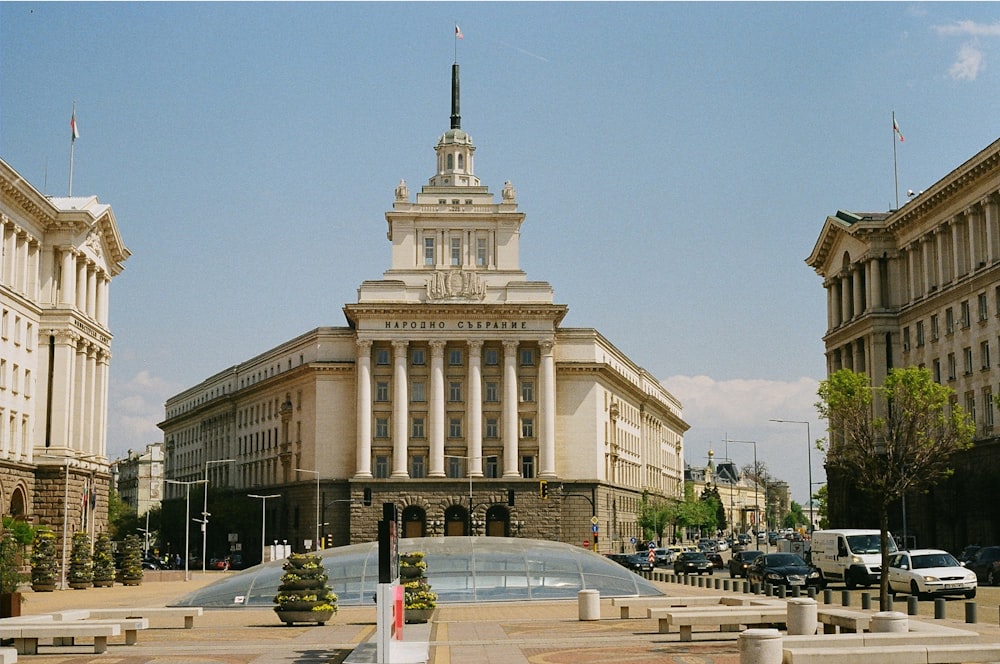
[816,366,974,609]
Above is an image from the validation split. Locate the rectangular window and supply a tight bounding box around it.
[449,381,463,402]
[520,349,535,366]
[376,348,390,365]
[964,347,973,375]
[376,381,390,402]
[946,308,955,334]
[412,349,425,365]
[903,327,911,351]
[484,348,499,365]
[521,417,534,438]
[375,455,389,479]
[485,417,499,438]
[0,359,5,389]
[12,316,20,346]
[985,388,995,428]
[982,341,991,370]
[411,417,425,438]
[447,457,462,478]
[979,293,989,321]
[933,358,942,384]
[23,369,30,398]
[411,455,425,478]
[375,417,389,438]
[411,381,426,402]
[966,391,976,425]
[930,314,939,341]
[449,348,462,365]
[947,353,956,380]
[449,417,463,438]
[521,455,535,479]
[521,381,534,402]
[915,321,925,347]
[424,237,435,266]
[451,237,462,266]
[961,300,971,328]
[485,381,499,402]
[476,238,487,266]
[485,455,499,478]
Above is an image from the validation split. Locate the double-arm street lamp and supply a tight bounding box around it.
[248,493,280,565]
[295,468,320,551]
[201,458,234,574]
[770,418,814,533]
[166,478,208,581]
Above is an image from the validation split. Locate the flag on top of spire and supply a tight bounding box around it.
[70,109,79,141]
[893,116,904,142]
[455,24,463,39]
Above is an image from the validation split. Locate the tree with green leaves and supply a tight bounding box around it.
[636,493,674,545]
[816,366,975,610]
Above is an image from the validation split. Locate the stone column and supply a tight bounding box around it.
[48,331,78,450]
[870,257,883,309]
[59,248,76,307]
[391,340,409,478]
[94,350,109,462]
[967,209,979,271]
[951,219,963,279]
[467,340,483,477]
[840,273,851,323]
[922,237,933,294]
[84,345,97,456]
[851,265,863,317]
[539,338,556,478]
[502,340,520,477]
[428,340,446,477]
[983,194,999,264]
[354,340,373,478]
[76,256,87,312]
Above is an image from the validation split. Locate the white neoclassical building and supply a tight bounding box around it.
[0,158,129,552]
[160,64,688,562]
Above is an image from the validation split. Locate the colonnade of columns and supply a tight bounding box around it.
[47,330,110,458]
[58,246,110,326]
[354,336,556,480]
[0,220,40,299]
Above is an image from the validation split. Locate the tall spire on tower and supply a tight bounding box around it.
[450,63,461,130]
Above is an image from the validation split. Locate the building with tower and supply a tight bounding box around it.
[159,63,688,562]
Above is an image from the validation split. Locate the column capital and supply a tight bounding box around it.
[429,339,446,355]
[356,339,373,353]
[502,340,519,353]
[392,340,408,355]
[539,338,555,354]
[467,339,483,354]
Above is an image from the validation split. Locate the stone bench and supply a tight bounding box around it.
[611,595,753,619]
[0,622,120,654]
[816,608,871,634]
[0,647,14,663]
[782,643,1000,664]
[783,624,981,649]
[650,606,788,641]
[80,607,203,629]
[51,616,149,646]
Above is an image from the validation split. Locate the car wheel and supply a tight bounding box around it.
[989,570,999,586]
[910,580,926,601]
[965,588,976,599]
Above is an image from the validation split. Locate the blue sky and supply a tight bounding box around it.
[3,2,999,509]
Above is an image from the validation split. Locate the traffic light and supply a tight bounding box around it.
[363,487,372,506]
[539,480,548,499]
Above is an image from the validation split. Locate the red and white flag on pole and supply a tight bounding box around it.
[455,24,463,39]
[70,110,80,141]
[893,116,904,142]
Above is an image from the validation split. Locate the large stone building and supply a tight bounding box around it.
[0,158,128,563]
[159,64,689,563]
[807,138,1000,549]
[113,442,164,516]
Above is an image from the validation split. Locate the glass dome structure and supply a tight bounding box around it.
[175,537,663,607]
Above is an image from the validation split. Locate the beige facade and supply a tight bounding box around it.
[807,138,1000,541]
[113,442,164,516]
[159,65,688,558]
[0,158,129,553]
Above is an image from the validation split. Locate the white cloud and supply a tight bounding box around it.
[106,370,183,460]
[933,20,1000,37]
[948,43,985,81]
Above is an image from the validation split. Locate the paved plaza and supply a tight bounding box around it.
[9,572,1000,664]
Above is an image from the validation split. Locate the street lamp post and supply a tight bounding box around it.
[770,419,814,533]
[444,455,483,536]
[729,440,761,540]
[39,453,102,590]
[166,479,207,581]
[295,468,320,551]
[248,494,280,565]
[201,458,234,574]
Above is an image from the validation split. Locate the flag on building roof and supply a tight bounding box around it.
[893,116,904,142]
[70,110,79,141]
[455,24,463,39]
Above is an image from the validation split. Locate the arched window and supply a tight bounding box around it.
[402,505,426,539]
[444,505,468,536]
[457,153,464,169]
[447,154,454,169]
[485,505,510,537]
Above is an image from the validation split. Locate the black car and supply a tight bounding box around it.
[605,553,653,573]
[747,552,822,589]
[673,551,713,575]
[966,546,1000,586]
[728,550,763,578]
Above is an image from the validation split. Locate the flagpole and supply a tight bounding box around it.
[69,101,76,196]
[892,110,899,210]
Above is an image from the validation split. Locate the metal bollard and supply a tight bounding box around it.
[908,596,919,616]
[886,595,893,612]
[743,581,750,594]
[714,578,721,590]
[935,598,946,619]
[776,585,786,599]
[823,588,833,605]
[751,582,760,595]
[790,585,800,598]
[723,579,730,592]
[966,601,977,624]
[841,590,851,607]
[861,592,871,610]
[807,586,816,599]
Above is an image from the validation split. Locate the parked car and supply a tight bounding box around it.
[651,548,672,567]
[887,549,977,600]
[747,552,822,590]
[966,546,1000,586]
[673,552,713,575]
[707,553,724,569]
[728,550,763,578]
[621,553,654,573]
[957,545,981,565]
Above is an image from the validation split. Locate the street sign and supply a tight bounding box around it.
[648,541,655,549]
[630,537,636,544]
[590,516,599,525]
[592,525,598,533]
[647,549,655,563]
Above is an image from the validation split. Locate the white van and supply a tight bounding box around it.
[810,529,897,589]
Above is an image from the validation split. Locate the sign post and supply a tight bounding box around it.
[376,503,399,663]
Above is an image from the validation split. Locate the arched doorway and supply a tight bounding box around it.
[401,505,426,539]
[443,505,468,536]
[8,486,26,519]
[485,505,510,537]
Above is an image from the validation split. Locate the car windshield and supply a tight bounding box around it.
[681,553,707,561]
[846,534,895,555]
[742,551,763,562]
[911,553,959,569]
[764,553,806,566]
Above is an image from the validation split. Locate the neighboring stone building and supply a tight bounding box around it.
[807,138,1000,548]
[0,158,129,556]
[113,442,164,515]
[159,64,689,562]
[685,449,765,536]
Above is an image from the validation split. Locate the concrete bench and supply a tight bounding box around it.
[82,606,202,629]
[650,606,788,641]
[816,608,871,634]
[782,643,1000,664]
[51,616,149,646]
[0,647,14,663]
[0,622,120,654]
[612,595,748,619]
[783,624,981,649]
